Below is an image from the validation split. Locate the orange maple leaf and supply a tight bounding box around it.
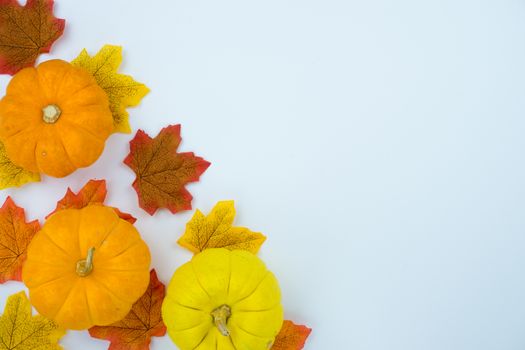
[47,179,136,224]
[124,125,210,215]
[272,321,312,350]
[89,270,167,350]
[0,0,65,75]
[0,197,39,283]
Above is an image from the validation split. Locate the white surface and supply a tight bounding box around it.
[1,0,525,349]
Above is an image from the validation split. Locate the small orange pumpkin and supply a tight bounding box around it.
[0,59,113,178]
[22,205,151,330]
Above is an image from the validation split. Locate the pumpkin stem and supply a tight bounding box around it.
[42,104,61,123]
[211,304,231,336]
[76,247,95,277]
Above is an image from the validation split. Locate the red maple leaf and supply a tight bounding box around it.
[0,0,65,75]
[124,125,210,215]
[47,179,136,224]
[89,270,167,350]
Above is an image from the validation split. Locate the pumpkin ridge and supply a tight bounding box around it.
[95,239,142,264]
[23,257,75,270]
[49,277,81,319]
[226,251,233,299]
[190,260,212,299]
[39,229,77,261]
[2,128,40,171]
[56,208,82,258]
[27,129,40,172]
[62,80,101,102]
[189,329,209,350]
[58,118,106,142]
[81,279,94,326]
[93,266,150,273]
[54,126,82,168]
[91,209,121,247]
[232,303,281,313]
[33,128,76,176]
[2,123,40,142]
[54,63,74,98]
[168,319,211,334]
[35,62,66,101]
[167,297,207,313]
[230,334,240,350]
[25,271,73,289]
[24,66,45,99]
[230,271,270,306]
[90,272,146,305]
[229,319,269,340]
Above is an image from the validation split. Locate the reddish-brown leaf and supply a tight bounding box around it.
[48,179,107,216]
[272,321,312,350]
[89,270,167,350]
[0,197,39,283]
[124,125,210,215]
[111,208,137,224]
[0,0,65,75]
[47,179,136,224]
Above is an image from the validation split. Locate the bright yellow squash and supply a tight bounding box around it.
[0,59,113,178]
[22,205,151,330]
[162,249,284,349]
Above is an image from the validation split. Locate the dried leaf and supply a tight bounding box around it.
[0,291,64,349]
[178,200,266,254]
[89,270,167,350]
[0,140,40,189]
[71,45,149,133]
[271,321,312,350]
[0,0,65,75]
[47,179,136,224]
[0,197,39,283]
[124,125,210,215]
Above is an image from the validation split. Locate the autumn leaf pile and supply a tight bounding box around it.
[0,0,311,349]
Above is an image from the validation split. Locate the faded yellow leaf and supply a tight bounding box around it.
[0,291,64,350]
[71,45,149,133]
[178,200,266,254]
[0,140,40,189]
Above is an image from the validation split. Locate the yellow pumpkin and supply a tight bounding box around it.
[0,59,113,178]
[22,205,151,330]
[162,249,284,350]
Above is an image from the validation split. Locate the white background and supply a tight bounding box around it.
[1,0,525,349]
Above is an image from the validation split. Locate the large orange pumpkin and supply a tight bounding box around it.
[0,59,113,178]
[22,205,151,330]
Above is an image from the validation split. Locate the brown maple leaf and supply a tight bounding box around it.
[47,179,136,224]
[124,125,210,215]
[0,197,39,283]
[0,0,65,75]
[89,270,167,350]
[272,321,312,350]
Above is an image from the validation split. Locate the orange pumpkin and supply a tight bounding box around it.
[22,205,151,330]
[0,59,113,178]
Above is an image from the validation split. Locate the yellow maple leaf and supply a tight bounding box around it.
[0,141,40,190]
[0,291,64,350]
[71,45,149,133]
[178,200,266,254]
